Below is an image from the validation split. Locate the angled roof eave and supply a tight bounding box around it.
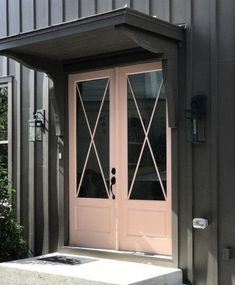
[0,8,184,66]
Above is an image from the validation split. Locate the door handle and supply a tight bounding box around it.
[110,169,116,199]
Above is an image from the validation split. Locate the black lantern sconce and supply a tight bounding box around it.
[186,95,207,144]
[29,109,46,142]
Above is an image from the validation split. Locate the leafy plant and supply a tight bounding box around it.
[0,86,8,141]
[0,164,28,262]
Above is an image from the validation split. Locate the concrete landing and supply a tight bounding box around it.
[0,253,184,285]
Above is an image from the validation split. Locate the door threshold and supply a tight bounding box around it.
[60,246,173,267]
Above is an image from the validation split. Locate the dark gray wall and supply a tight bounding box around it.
[0,0,234,284]
[217,0,235,284]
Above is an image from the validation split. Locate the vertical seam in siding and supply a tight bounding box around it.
[94,0,98,15]
[62,0,65,22]
[19,0,22,32]
[210,0,219,284]
[169,0,172,23]
[78,0,81,19]
[6,0,9,36]
[48,0,51,26]
[32,0,36,29]
[165,0,170,22]
[148,0,152,15]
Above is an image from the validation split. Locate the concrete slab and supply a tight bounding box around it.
[0,253,184,285]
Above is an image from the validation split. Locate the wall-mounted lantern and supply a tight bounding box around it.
[186,95,207,144]
[29,109,45,142]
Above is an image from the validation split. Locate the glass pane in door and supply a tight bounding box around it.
[128,71,167,201]
[76,79,110,198]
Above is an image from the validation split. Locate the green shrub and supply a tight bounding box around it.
[0,165,28,262]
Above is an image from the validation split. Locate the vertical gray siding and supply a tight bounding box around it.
[1,0,235,284]
[35,0,49,29]
[171,0,186,24]
[21,65,30,236]
[191,1,211,284]
[50,0,63,25]
[0,0,7,37]
[64,0,79,21]
[132,0,150,14]
[21,0,34,32]
[217,0,235,284]
[8,0,20,35]
[151,0,170,21]
[97,0,113,13]
[114,0,128,9]
[80,0,96,17]
[28,69,36,254]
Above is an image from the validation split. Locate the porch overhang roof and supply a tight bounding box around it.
[0,7,183,72]
[0,8,184,129]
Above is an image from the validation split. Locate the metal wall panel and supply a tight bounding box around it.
[150,0,170,21]
[80,0,96,17]
[21,0,34,32]
[48,0,64,253]
[11,62,21,223]
[218,60,235,285]
[64,0,79,21]
[20,65,30,238]
[35,0,49,29]
[8,0,20,35]
[50,0,63,25]
[132,0,150,13]
[217,0,235,283]
[28,68,36,254]
[189,1,213,284]
[0,0,7,37]
[21,0,37,252]
[33,0,50,250]
[171,0,186,24]
[35,72,44,255]
[97,0,113,13]
[113,0,128,9]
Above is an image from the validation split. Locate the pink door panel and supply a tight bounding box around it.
[69,70,117,249]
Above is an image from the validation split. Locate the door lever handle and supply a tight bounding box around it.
[110,176,116,199]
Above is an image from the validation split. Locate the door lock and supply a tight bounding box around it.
[110,168,116,199]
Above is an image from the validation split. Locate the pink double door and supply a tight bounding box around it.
[69,62,172,255]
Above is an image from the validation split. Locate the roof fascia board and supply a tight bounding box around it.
[124,9,183,42]
[0,9,126,51]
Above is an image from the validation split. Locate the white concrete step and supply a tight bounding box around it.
[0,253,184,285]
